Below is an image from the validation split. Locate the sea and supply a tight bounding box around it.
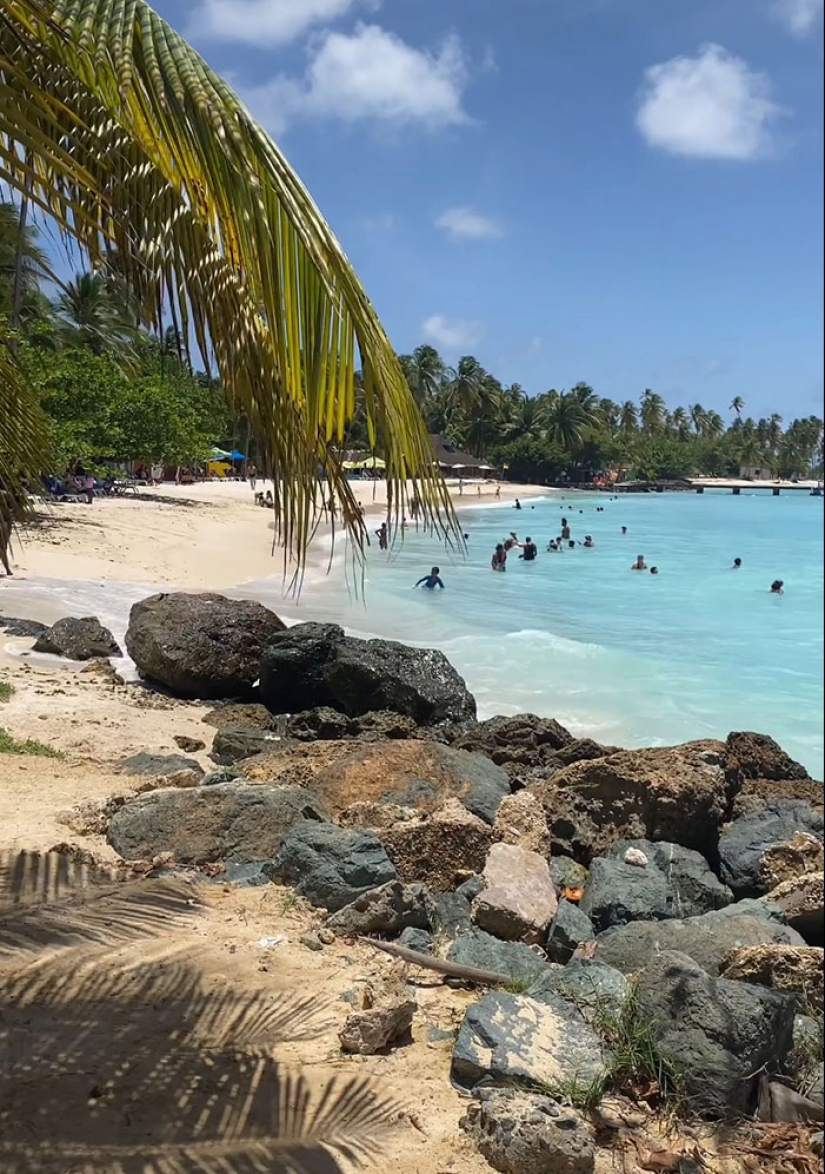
[4,489,823,777]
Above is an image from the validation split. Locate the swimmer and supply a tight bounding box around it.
[547,539,559,552]
[650,566,659,575]
[631,555,646,570]
[583,535,594,548]
[415,566,445,590]
[375,521,388,550]
[519,536,538,561]
[568,539,576,549]
[732,557,742,569]
[770,579,784,594]
[491,543,507,572]
[561,518,571,540]
[514,498,522,510]
[621,526,628,535]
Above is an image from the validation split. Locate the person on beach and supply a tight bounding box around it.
[732,557,742,569]
[770,579,784,594]
[415,566,445,590]
[518,537,538,561]
[458,479,464,496]
[375,522,388,550]
[495,485,501,500]
[631,555,647,570]
[248,463,257,490]
[264,490,274,508]
[410,496,420,522]
[491,544,507,572]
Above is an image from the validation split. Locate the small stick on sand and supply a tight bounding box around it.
[358,936,513,986]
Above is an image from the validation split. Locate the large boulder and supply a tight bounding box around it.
[447,928,551,986]
[759,833,824,891]
[107,781,325,863]
[258,622,476,727]
[452,713,572,775]
[545,900,595,963]
[596,906,806,976]
[381,801,493,891]
[460,1088,596,1174]
[265,823,396,911]
[126,592,285,698]
[472,843,558,943]
[726,731,811,782]
[324,880,430,937]
[211,727,284,765]
[604,838,733,918]
[451,991,606,1093]
[763,873,824,946]
[528,958,629,1027]
[718,801,824,899]
[579,856,669,932]
[635,951,796,1115]
[203,703,280,731]
[492,790,551,855]
[33,616,121,660]
[530,742,734,865]
[720,945,824,1013]
[243,738,510,825]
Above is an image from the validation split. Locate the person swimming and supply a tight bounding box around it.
[519,537,537,561]
[568,539,576,549]
[650,566,659,575]
[415,566,445,590]
[631,555,646,570]
[583,535,594,548]
[514,498,522,510]
[491,543,507,572]
[621,526,628,535]
[732,557,742,569]
[547,539,560,552]
[561,518,571,540]
[770,579,784,594]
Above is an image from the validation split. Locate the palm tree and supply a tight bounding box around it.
[640,389,666,436]
[446,355,486,416]
[704,410,725,439]
[0,200,51,327]
[689,403,708,436]
[730,395,745,419]
[398,344,446,410]
[0,0,451,568]
[670,407,692,442]
[545,392,588,451]
[619,400,638,435]
[56,271,141,359]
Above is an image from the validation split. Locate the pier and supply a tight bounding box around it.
[609,479,822,496]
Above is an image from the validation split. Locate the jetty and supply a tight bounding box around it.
[609,478,822,496]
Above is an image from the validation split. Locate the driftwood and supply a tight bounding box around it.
[358,937,513,986]
[758,1076,825,1124]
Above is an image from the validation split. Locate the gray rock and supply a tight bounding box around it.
[550,858,589,894]
[339,982,416,1054]
[605,838,733,917]
[597,908,806,976]
[300,932,324,952]
[324,880,430,936]
[126,592,285,699]
[266,823,396,912]
[452,713,572,774]
[425,890,472,938]
[0,613,48,638]
[460,1087,596,1174]
[456,874,485,902]
[204,702,280,732]
[121,752,203,778]
[447,928,551,985]
[398,927,435,954]
[354,710,424,741]
[719,802,824,899]
[285,707,356,741]
[528,959,629,1027]
[211,726,282,765]
[201,767,244,787]
[451,990,606,1092]
[545,901,596,964]
[716,897,786,923]
[259,622,476,727]
[223,860,270,886]
[32,615,121,660]
[107,782,325,864]
[635,951,796,1114]
[579,857,669,932]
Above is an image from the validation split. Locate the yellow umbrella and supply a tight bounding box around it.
[356,457,386,469]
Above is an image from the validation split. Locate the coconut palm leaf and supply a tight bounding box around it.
[0,0,455,573]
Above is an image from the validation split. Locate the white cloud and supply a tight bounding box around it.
[422,314,485,351]
[191,0,378,47]
[359,212,396,231]
[241,24,471,133]
[435,206,504,241]
[773,0,824,36]
[636,43,784,160]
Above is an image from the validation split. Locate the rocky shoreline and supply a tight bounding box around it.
[16,594,825,1171]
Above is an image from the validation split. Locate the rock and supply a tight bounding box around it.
[635,950,796,1114]
[339,979,416,1054]
[126,592,285,698]
[550,858,589,894]
[760,833,825,891]
[556,738,619,767]
[121,752,203,779]
[763,873,824,946]
[79,658,124,684]
[223,861,270,886]
[0,613,48,638]
[324,880,429,937]
[719,802,824,898]
[456,874,485,902]
[201,767,243,787]
[720,945,824,1013]
[382,800,493,891]
[285,707,356,741]
[398,927,435,954]
[58,794,129,837]
[528,958,629,1026]
[726,731,811,782]
[623,847,648,867]
[211,726,283,765]
[605,838,733,918]
[447,928,551,985]
[545,900,595,964]
[451,990,606,1092]
[266,823,396,912]
[492,791,551,855]
[300,932,324,952]
[460,1087,596,1174]
[597,907,806,976]
[579,857,669,932]
[244,739,510,825]
[32,616,121,660]
[259,622,476,727]
[472,843,557,943]
[107,781,325,864]
[452,714,572,775]
[134,768,201,793]
[530,742,733,865]
[733,778,825,819]
[203,703,280,731]
[426,890,473,938]
[337,801,413,831]
[355,710,423,741]
[174,735,206,753]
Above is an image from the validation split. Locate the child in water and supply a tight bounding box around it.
[415,567,445,590]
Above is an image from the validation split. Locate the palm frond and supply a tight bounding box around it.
[0,0,457,574]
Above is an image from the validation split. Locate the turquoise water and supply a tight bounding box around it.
[277,491,824,776]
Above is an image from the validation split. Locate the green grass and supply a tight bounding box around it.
[0,681,14,703]
[0,727,63,758]
[789,1006,824,1100]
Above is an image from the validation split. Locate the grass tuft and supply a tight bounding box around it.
[0,681,14,703]
[0,727,64,758]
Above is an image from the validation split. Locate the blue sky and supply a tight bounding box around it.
[158,2,823,416]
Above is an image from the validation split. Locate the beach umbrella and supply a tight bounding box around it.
[210,447,232,459]
[342,460,359,469]
[228,449,245,460]
[357,456,386,469]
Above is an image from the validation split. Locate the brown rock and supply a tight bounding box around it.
[721,945,824,1013]
[531,741,733,864]
[202,703,280,731]
[382,800,492,891]
[764,873,824,946]
[57,794,131,837]
[135,769,201,793]
[760,833,825,891]
[337,802,416,831]
[726,731,811,782]
[492,790,551,855]
[338,979,416,1054]
[174,735,207,753]
[472,843,558,943]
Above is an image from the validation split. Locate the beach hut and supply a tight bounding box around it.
[428,434,488,476]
